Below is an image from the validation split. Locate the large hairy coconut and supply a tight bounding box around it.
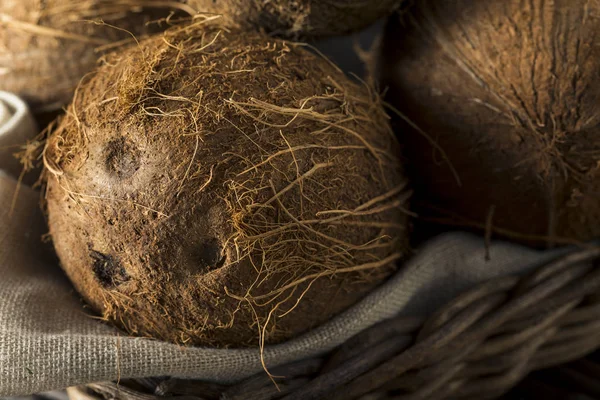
[0,0,187,112]
[44,19,409,347]
[184,0,402,37]
[381,0,600,245]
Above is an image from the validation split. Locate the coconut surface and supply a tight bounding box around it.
[44,19,409,347]
[183,0,401,37]
[0,0,188,112]
[381,0,600,245]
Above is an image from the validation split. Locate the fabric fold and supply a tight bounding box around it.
[0,91,38,179]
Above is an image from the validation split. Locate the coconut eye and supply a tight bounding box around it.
[90,250,129,288]
[193,238,226,272]
[104,137,141,179]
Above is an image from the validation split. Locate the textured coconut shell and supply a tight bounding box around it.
[0,0,185,112]
[381,0,600,246]
[184,0,402,37]
[44,19,409,347]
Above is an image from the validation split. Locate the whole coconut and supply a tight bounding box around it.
[381,0,600,245]
[44,19,409,347]
[0,0,189,112]
[184,0,402,37]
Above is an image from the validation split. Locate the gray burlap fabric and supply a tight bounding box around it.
[0,93,566,396]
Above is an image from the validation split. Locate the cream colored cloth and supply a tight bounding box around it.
[0,93,566,396]
[0,92,37,179]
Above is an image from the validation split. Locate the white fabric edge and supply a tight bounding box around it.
[0,169,11,181]
[0,91,31,139]
[0,98,10,126]
[0,92,38,179]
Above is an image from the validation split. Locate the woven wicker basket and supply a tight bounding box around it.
[69,246,600,400]
[502,350,600,399]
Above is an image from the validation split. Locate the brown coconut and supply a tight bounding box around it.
[381,0,600,246]
[0,0,190,112]
[183,0,402,37]
[43,18,410,347]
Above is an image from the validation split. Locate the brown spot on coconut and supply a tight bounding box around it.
[380,0,600,246]
[43,18,410,347]
[183,0,402,37]
[0,0,190,112]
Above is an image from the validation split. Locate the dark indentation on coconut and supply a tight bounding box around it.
[104,137,141,179]
[193,238,226,273]
[90,250,129,288]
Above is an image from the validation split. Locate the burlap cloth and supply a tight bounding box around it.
[0,92,567,396]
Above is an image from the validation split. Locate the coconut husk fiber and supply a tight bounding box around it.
[43,17,410,348]
[183,0,402,38]
[0,0,192,112]
[381,0,600,247]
